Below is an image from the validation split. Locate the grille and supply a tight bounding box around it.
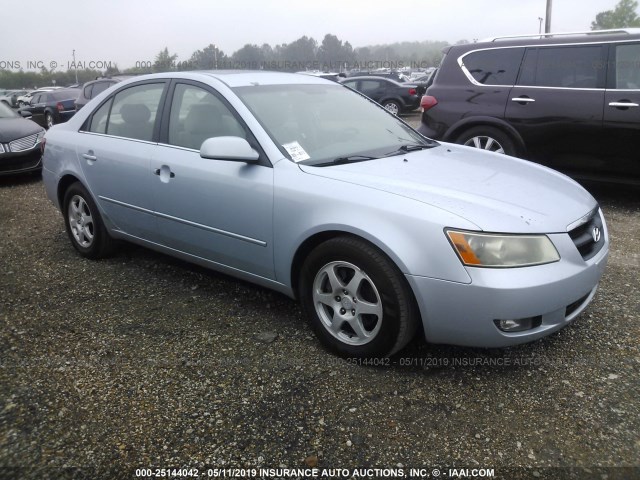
[568,209,605,261]
[9,132,41,152]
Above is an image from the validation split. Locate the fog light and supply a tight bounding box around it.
[494,316,541,332]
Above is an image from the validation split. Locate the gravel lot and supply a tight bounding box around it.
[1,136,639,479]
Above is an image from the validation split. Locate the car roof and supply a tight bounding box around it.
[113,70,334,88]
[341,76,406,85]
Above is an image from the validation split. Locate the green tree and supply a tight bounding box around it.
[591,0,640,29]
[281,36,317,70]
[232,44,264,69]
[153,47,178,72]
[189,44,226,70]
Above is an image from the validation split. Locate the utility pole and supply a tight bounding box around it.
[72,49,78,84]
[545,0,552,33]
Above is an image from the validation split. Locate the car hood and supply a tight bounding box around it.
[299,144,596,233]
[0,117,43,142]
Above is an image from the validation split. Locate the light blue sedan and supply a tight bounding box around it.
[41,71,608,357]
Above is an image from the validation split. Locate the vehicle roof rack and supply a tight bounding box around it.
[481,28,640,42]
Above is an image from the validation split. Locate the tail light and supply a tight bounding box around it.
[56,102,64,112]
[420,95,438,112]
[408,88,417,96]
[40,137,46,155]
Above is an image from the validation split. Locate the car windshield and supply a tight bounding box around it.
[0,102,17,118]
[233,83,431,166]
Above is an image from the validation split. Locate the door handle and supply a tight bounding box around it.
[608,101,639,108]
[82,153,97,161]
[154,167,175,178]
[511,97,536,103]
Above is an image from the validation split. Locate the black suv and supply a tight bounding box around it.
[418,29,640,184]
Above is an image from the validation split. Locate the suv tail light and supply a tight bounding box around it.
[420,95,438,112]
[408,87,417,96]
[56,102,64,112]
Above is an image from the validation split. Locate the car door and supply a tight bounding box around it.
[152,81,275,279]
[28,93,45,126]
[505,45,607,175]
[75,81,167,240]
[602,42,640,182]
[358,79,386,102]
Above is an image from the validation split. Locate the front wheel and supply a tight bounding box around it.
[45,112,54,129]
[456,126,517,156]
[63,182,115,259]
[299,236,418,358]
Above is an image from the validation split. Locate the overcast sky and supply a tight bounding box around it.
[0,0,626,70]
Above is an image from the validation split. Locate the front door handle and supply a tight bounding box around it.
[82,152,97,161]
[154,165,175,182]
[608,101,639,108]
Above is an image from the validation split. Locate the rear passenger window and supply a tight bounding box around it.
[167,84,245,150]
[106,83,165,141]
[461,48,524,85]
[359,80,383,93]
[519,46,604,88]
[614,44,640,89]
[89,98,112,134]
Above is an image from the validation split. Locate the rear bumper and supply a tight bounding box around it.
[406,232,609,347]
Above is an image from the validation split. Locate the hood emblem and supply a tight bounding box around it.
[592,227,601,243]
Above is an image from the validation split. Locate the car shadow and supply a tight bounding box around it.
[0,171,41,188]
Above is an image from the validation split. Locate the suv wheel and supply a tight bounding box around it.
[299,236,418,358]
[456,126,516,156]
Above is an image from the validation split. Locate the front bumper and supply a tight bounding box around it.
[0,148,42,176]
[406,231,609,347]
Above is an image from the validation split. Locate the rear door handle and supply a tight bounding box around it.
[608,101,639,108]
[511,97,536,103]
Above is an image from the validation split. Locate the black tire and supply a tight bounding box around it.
[381,99,401,116]
[45,112,54,129]
[62,182,115,259]
[456,126,518,156]
[299,236,418,358]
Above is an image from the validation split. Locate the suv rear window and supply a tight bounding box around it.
[518,46,604,89]
[461,48,524,86]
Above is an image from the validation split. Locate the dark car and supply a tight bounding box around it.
[0,101,45,175]
[19,89,79,129]
[411,70,437,95]
[418,29,640,184]
[340,76,420,115]
[75,76,133,110]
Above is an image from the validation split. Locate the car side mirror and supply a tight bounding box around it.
[20,110,32,119]
[200,136,260,164]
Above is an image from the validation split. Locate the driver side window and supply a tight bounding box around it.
[167,83,245,150]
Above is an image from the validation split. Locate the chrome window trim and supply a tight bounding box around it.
[458,39,639,89]
[77,130,158,146]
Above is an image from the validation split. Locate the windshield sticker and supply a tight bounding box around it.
[282,141,310,162]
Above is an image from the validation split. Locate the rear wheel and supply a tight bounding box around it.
[456,126,517,156]
[382,100,401,116]
[299,236,418,358]
[63,182,115,259]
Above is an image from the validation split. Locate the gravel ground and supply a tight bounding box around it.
[0,155,639,480]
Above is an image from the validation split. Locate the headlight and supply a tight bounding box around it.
[446,229,560,268]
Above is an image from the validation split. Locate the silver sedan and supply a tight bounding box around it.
[41,71,608,357]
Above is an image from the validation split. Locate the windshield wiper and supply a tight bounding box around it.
[314,154,380,167]
[383,142,437,157]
